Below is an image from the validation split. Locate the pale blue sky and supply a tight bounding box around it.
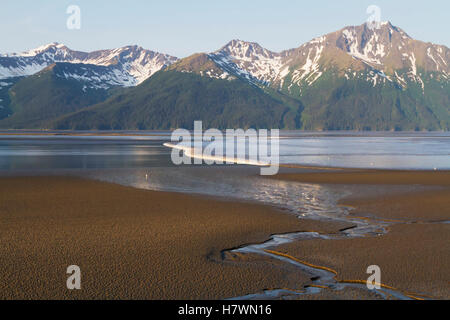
[1,0,448,57]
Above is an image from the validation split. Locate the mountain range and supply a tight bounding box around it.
[0,21,448,131]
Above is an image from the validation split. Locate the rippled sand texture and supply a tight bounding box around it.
[0,176,344,300]
[270,170,450,300]
[1,170,448,300]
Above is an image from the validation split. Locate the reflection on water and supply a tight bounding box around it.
[0,132,448,219]
[0,131,448,171]
[87,166,353,223]
[0,136,172,170]
[88,166,388,239]
[278,133,450,169]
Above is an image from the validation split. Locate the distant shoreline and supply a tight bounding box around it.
[0,131,168,137]
[0,130,449,137]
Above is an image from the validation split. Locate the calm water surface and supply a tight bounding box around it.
[0,131,448,171]
[1,131,447,206]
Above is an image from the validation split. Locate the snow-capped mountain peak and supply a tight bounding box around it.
[0,44,178,87]
[2,42,68,58]
[335,21,412,67]
[0,22,448,93]
[216,39,278,61]
[209,39,284,84]
[201,22,449,94]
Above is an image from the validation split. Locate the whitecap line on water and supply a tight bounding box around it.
[163,143,270,167]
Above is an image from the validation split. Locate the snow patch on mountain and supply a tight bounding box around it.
[292,44,324,86]
[61,69,135,89]
[0,62,48,80]
[0,81,12,87]
[342,28,382,65]
[209,40,284,84]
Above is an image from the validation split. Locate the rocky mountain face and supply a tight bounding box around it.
[172,22,448,130]
[0,43,178,123]
[279,22,448,95]
[195,22,449,94]
[0,22,448,130]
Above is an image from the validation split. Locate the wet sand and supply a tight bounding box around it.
[1,170,449,300]
[278,223,449,299]
[273,169,450,299]
[275,169,450,186]
[0,176,342,300]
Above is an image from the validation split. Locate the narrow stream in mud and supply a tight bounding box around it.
[220,187,435,300]
[79,166,435,300]
[227,228,418,300]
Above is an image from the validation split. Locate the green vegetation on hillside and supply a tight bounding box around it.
[0,79,17,120]
[52,70,292,130]
[280,68,449,131]
[0,64,111,129]
[0,64,448,131]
